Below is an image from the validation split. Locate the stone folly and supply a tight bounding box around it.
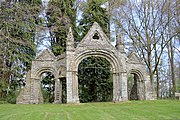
[16,22,155,104]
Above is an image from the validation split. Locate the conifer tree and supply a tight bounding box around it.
[79,0,108,38]
[46,0,77,55]
[0,0,42,102]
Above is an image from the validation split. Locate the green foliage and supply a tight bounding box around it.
[0,101,8,104]
[41,72,55,103]
[0,0,42,100]
[78,57,113,103]
[177,79,180,92]
[47,0,78,55]
[6,91,18,104]
[127,74,134,97]
[0,88,19,104]
[79,0,108,39]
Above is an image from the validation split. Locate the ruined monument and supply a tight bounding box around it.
[16,22,155,104]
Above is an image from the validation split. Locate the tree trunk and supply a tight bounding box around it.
[170,40,176,97]
[154,37,160,99]
[167,1,176,98]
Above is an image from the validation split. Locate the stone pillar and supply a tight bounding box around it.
[113,73,122,102]
[66,27,77,103]
[72,71,79,103]
[67,71,79,103]
[115,30,125,53]
[121,72,128,101]
[66,71,73,103]
[138,80,145,100]
[66,60,80,103]
[54,79,62,103]
[33,79,43,104]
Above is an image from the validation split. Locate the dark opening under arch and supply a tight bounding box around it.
[78,56,113,103]
[128,70,145,100]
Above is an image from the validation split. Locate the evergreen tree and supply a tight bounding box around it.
[41,72,55,103]
[46,0,77,55]
[0,0,42,102]
[78,57,113,102]
[79,0,108,39]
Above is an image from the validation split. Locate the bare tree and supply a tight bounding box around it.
[112,0,179,98]
[165,0,179,97]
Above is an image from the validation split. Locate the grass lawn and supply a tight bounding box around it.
[0,100,179,120]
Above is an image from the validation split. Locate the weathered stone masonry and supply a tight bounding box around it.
[16,22,155,104]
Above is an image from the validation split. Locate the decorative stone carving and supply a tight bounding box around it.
[35,49,56,61]
[16,22,155,104]
[127,52,143,64]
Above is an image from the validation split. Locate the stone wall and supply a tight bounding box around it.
[16,22,155,104]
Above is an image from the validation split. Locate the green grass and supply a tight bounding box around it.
[0,100,180,120]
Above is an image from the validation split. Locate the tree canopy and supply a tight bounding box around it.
[0,0,42,102]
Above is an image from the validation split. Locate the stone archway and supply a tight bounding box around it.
[39,71,55,103]
[128,69,145,100]
[16,49,64,104]
[34,67,58,104]
[17,22,155,104]
[66,50,122,103]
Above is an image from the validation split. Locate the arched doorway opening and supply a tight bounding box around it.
[78,56,113,103]
[128,70,145,100]
[40,72,55,103]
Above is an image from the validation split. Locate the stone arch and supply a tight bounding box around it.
[127,69,145,100]
[128,69,144,82]
[66,50,124,103]
[35,67,58,80]
[32,67,57,104]
[73,50,122,73]
[17,22,155,104]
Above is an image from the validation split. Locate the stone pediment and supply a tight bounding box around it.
[77,22,114,50]
[35,49,56,61]
[127,52,143,64]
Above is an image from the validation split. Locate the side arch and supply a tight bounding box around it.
[127,68,145,100]
[128,69,145,82]
[34,67,58,80]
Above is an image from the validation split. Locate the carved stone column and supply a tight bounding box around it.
[138,80,145,100]
[66,27,75,103]
[113,72,122,102]
[72,71,79,103]
[66,71,73,103]
[54,79,62,103]
[33,79,43,104]
[121,72,128,101]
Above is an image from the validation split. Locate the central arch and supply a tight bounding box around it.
[74,50,121,72]
[67,50,124,103]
